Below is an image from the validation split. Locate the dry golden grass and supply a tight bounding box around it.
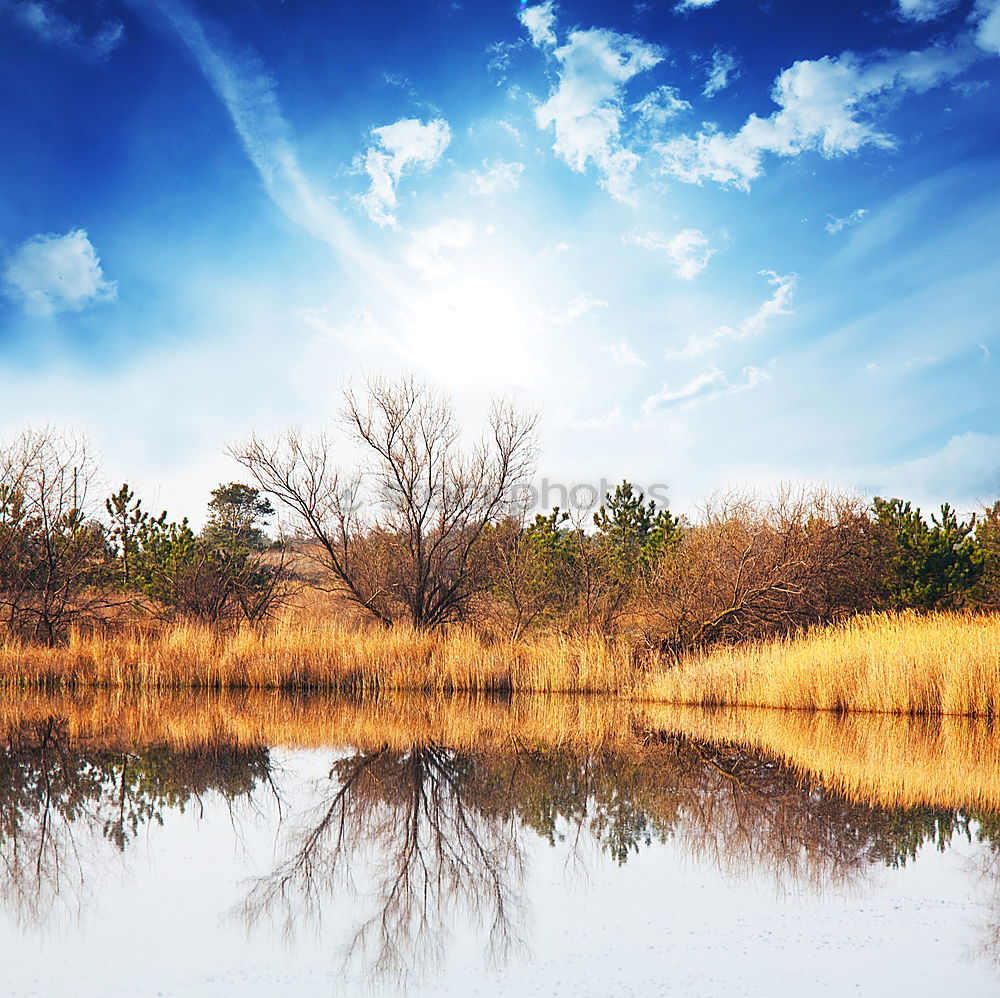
[1,610,999,716]
[645,611,1000,716]
[0,620,639,694]
[4,689,1000,812]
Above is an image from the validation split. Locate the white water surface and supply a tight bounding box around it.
[0,746,997,997]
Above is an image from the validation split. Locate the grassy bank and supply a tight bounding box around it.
[648,611,1000,716]
[0,611,998,715]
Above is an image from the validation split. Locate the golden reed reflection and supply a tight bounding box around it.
[0,690,998,812]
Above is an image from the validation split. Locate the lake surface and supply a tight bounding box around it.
[0,692,998,996]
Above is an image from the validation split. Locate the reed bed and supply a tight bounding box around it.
[0,611,998,716]
[0,621,638,694]
[645,611,1000,716]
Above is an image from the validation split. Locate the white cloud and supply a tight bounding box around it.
[543,292,608,326]
[976,0,1000,55]
[954,78,991,96]
[668,269,796,358]
[404,219,475,279]
[904,355,940,369]
[674,0,723,10]
[401,277,538,386]
[825,207,868,234]
[6,1,124,58]
[3,229,117,316]
[626,228,717,280]
[357,118,451,228]
[487,39,524,84]
[518,1,558,48]
[641,365,768,415]
[632,85,691,126]
[866,431,1000,507]
[703,48,739,98]
[522,7,663,202]
[643,369,725,409]
[468,159,524,195]
[602,340,646,366]
[497,120,524,144]
[896,0,958,21]
[297,307,396,353]
[565,406,623,430]
[660,45,978,191]
[865,354,941,374]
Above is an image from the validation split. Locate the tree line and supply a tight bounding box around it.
[0,428,287,644]
[2,375,999,650]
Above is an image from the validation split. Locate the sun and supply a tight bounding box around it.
[402,273,538,387]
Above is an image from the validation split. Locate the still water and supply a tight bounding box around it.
[0,692,998,996]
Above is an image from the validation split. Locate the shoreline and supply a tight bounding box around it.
[0,610,996,715]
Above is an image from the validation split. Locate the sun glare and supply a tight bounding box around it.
[403,274,537,386]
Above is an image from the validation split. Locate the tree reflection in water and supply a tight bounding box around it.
[0,709,998,987]
[0,717,269,926]
[242,732,1000,987]
[241,745,529,985]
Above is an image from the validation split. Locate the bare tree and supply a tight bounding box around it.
[0,428,113,645]
[231,375,538,629]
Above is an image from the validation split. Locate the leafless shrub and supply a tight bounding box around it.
[640,486,876,654]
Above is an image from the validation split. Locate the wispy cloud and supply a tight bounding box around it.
[3,229,117,316]
[297,307,396,353]
[4,0,124,59]
[895,0,958,22]
[601,340,646,366]
[703,48,739,98]
[660,44,979,191]
[404,219,475,279]
[826,207,868,234]
[521,4,663,202]
[668,270,796,357]
[625,228,717,280]
[543,293,608,326]
[863,431,1000,507]
[357,118,452,228]
[641,365,769,414]
[486,39,525,85]
[674,0,723,11]
[632,85,692,126]
[136,0,397,296]
[864,354,941,374]
[468,159,524,195]
[564,406,623,430]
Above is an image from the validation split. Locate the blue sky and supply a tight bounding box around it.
[1,0,999,520]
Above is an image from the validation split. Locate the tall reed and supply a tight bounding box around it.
[0,611,999,716]
[645,611,1000,716]
[0,621,639,694]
